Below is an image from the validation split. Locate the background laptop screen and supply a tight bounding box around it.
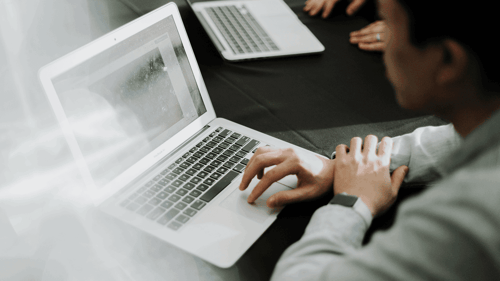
[51,15,206,188]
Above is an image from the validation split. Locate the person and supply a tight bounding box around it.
[304,0,387,52]
[239,0,500,279]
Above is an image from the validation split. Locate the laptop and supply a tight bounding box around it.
[39,2,324,268]
[186,0,325,61]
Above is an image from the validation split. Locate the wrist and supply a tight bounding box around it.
[329,193,373,226]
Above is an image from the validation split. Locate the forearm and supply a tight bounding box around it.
[390,124,461,184]
[271,204,370,281]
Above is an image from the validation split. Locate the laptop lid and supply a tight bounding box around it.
[39,3,217,204]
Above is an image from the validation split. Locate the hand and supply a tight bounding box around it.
[304,0,366,19]
[334,135,408,216]
[349,20,388,52]
[239,147,335,208]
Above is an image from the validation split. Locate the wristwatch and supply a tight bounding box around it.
[329,192,373,226]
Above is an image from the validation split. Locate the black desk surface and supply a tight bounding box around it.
[0,0,446,279]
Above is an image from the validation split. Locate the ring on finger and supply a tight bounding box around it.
[376,33,381,42]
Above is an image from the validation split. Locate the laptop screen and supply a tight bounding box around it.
[51,15,206,188]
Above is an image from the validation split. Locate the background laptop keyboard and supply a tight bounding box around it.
[119,127,261,231]
[205,5,279,54]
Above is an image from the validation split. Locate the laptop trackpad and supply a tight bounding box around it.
[220,178,291,224]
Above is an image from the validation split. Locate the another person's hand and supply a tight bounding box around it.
[349,20,388,52]
[304,0,367,19]
[334,135,408,216]
[239,147,335,208]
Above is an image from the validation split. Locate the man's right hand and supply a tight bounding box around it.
[304,0,367,19]
[239,147,335,208]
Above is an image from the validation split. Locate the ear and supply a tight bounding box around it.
[436,39,469,86]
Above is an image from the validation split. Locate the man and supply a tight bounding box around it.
[239,0,500,279]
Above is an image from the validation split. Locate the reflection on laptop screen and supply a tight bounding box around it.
[52,16,206,188]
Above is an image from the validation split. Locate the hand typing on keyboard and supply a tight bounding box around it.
[239,147,335,208]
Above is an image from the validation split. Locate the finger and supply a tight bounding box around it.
[245,146,274,179]
[309,1,325,16]
[335,144,349,158]
[391,165,409,192]
[350,33,381,44]
[247,162,298,204]
[346,0,366,16]
[266,186,320,208]
[322,0,336,18]
[358,42,385,52]
[378,137,393,164]
[239,150,284,191]
[304,0,321,11]
[350,22,378,37]
[349,137,363,157]
[363,135,378,156]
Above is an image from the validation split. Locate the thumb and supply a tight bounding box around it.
[391,165,409,192]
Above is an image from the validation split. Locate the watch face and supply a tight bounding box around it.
[330,194,358,207]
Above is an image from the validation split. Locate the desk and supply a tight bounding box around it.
[0,0,445,280]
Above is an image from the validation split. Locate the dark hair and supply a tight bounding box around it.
[395,0,500,97]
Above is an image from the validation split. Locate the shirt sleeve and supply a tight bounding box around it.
[271,170,500,281]
[389,124,462,184]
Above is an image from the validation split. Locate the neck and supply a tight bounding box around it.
[438,96,500,137]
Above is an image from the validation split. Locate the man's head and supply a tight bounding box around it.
[378,0,500,115]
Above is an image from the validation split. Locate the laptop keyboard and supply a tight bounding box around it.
[205,5,279,54]
[119,127,261,231]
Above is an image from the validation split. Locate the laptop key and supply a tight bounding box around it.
[212,147,223,154]
[157,209,180,225]
[216,167,229,174]
[216,155,228,162]
[219,129,231,137]
[183,208,197,217]
[147,207,166,220]
[229,144,240,151]
[200,171,239,202]
[240,158,250,165]
[168,194,181,202]
[210,172,222,180]
[203,166,215,173]
[156,191,169,200]
[160,168,170,175]
[168,163,176,169]
[143,190,155,198]
[176,214,189,223]
[178,174,190,181]
[189,147,197,153]
[182,196,195,204]
[196,141,204,147]
[176,189,188,196]
[158,179,170,186]
[236,150,247,157]
[204,178,215,185]
[241,140,260,152]
[192,163,203,170]
[196,184,209,191]
[191,200,206,210]
[165,173,177,180]
[175,158,183,164]
[223,161,235,169]
[153,175,162,181]
[183,183,196,190]
[180,162,190,169]
[149,197,162,206]
[160,200,173,209]
[137,185,149,193]
[168,221,182,230]
[218,143,229,149]
[235,136,250,146]
[136,204,154,216]
[186,156,198,163]
[206,152,217,159]
[210,160,222,167]
[175,202,187,210]
[197,171,208,178]
[172,167,185,174]
[190,177,202,184]
[150,184,162,192]
[145,180,155,187]
[216,127,223,132]
[230,132,241,139]
[189,190,202,197]
[172,180,183,187]
[164,186,176,193]
[229,156,242,163]
[223,150,235,157]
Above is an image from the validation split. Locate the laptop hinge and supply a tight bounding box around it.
[114,125,212,198]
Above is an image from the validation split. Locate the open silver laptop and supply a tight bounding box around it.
[39,2,323,268]
[186,0,325,61]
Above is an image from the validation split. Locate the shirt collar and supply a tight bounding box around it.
[441,108,500,174]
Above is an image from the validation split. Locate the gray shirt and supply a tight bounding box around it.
[271,111,500,280]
